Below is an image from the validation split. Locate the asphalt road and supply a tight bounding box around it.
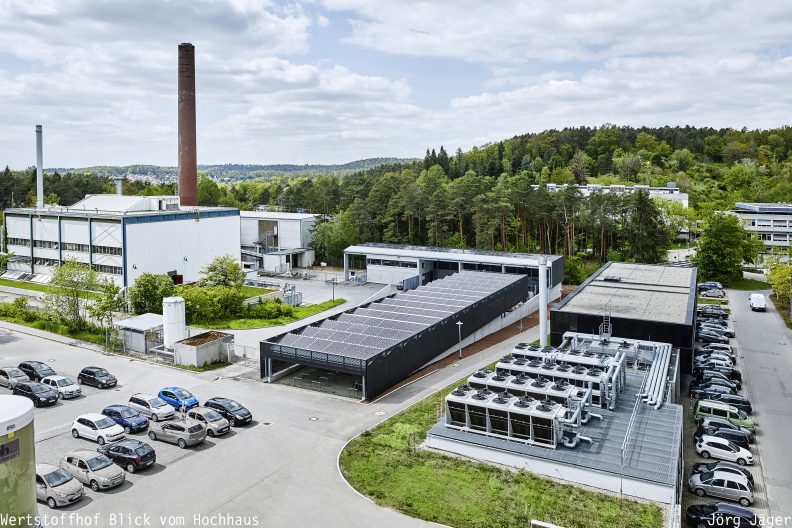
[728,288,792,518]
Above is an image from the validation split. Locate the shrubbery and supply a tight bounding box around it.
[246,299,293,320]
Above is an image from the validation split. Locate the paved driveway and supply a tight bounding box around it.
[728,288,792,517]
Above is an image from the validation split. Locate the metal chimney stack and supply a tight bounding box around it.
[177,43,198,206]
[538,255,548,347]
[35,125,44,208]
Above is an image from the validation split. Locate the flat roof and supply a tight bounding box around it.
[266,271,522,362]
[345,242,562,267]
[5,202,238,220]
[734,202,792,214]
[114,313,163,331]
[428,371,683,486]
[242,211,316,221]
[554,262,696,325]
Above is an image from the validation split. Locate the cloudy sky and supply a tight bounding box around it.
[1,0,792,169]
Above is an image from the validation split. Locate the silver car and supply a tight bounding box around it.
[128,392,176,421]
[59,449,125,491]
[0,366,29,389]
[148,418,207,448]
[688,470,754,506]
[35,463,84,509]
[187,407,230,437]
[41,375,82,399]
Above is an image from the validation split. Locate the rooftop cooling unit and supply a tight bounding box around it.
[472,369,489,379]
[572,366,587,375]
[452,385,472,397]
[492,373,507,382]
[537,399,556,412]
[556,363,570,372]
[514,396,534,408]
[471,390,489,401]
[588,367,604,377]
[568,348,581,355]
[500,355,513,363]
[493,392,512,404]
[513,358,527,366]
[513,375,528,385]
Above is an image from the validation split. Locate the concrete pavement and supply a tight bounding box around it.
[728,288,792,517]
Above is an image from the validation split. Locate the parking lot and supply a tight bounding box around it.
[681,290,792,524]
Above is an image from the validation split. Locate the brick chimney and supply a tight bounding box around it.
[178,43,198,206]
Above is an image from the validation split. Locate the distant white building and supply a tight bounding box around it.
[3,194,240,287]
[239,211,316,273]
[534,183,689,208]
[730,202,792,249]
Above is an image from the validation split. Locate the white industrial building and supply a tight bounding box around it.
[534,182,689,208]
[3,194,240,288]
[240,211,316,273]
[730,202,792,249]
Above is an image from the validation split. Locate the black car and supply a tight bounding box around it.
[204,397,252,426]
[694,425,752,449]
[98,439,156,473]
[697,331,729,344]
[712,394,753,414]
[13,381,58,407]
[691,461,755,486]
[693,365,742,382]
[689,384,735,400]
[698,317,728,327]
[77,367,117,388]
[17,360,56,382]
[695,371,741,390]
[697,308,729,320]
[686,502,759,527]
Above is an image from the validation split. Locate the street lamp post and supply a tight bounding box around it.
[331,277,336,302]
[456,321,464,360]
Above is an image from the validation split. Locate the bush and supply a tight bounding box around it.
[211,287,245,319]
[128,273,176,314]
[175,285,218,324]
[563,256,587,285]
[246,299,293,319]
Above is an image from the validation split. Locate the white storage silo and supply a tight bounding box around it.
[163,296,187,349]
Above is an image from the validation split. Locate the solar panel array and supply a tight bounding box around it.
[271,271,522,361]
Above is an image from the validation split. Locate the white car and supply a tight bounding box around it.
[749,294,766,311]
[704,343,733,353]
[700,289,726,298]
[128,393,176,421]
[695,356,733,368]
[71,413,125,445]
[696,435,753,466]
[41,375,81,400]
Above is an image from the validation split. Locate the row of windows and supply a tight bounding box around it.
[33,240,59,249]
[749,219,790,228]
[94,245,123,256]
[92,264,122,275]
[7,238,30,247]
[5,238,121,255]
[34,257,59,266]
[366,259,418,268]
[757,233,789,241]
[63,243,89,252]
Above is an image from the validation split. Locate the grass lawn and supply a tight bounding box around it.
[198,298,347,330]
[339,376,663,528]
[0,278,101,300]
[240,285,275,298]
[0,311,105,345]
[771,296,792,331]
[172,360,231,372]
[728,277,769,290]
[697,297,729,305]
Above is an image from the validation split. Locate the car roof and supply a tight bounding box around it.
[701,434,738,446]
[190,407,218,415]
[161,386,186,391]
[131,392,157,399]
[41,375,69,381]
[104,404,133,411]
[698,399,737,410]
[19,381,46,388]
[115,438,146,447]
[78,413,109,421]
[66,449,103,459]
[710,470,749,483]
[714,502,756,515]
[36,463,61,473]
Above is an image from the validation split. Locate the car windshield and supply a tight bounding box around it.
[57,378,73,387]
[700,471,715,481]
[727,440,740,451]
[174,389,192,399]
[9,369,24,377]
[86,456,112,471]
[738,411,748,420]
[95,418,117,429]
[148,398,168,408]
[698,504,717,515]
[187,424,203,433]
[134,445,153,456]
[119,408,137,418]
[31,384,50,394]
[225,400,242,411]
[94,369,110,376]
[44,469,72,487]
[203,410,222,422]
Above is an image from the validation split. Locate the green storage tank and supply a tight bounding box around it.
[0,395,37,528]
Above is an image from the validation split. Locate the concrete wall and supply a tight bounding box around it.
[366,262,419,285]
[425,434,675,504]
[126,214,240,286]
[174,333,233,367]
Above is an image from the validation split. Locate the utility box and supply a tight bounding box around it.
[0,396,37,526]
[174,331,234,367]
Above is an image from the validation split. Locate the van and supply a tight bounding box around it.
[695,400,755,432]
[749,294,766,312]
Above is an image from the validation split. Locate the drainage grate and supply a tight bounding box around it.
[374,411,386,416]
[262,421,272,426]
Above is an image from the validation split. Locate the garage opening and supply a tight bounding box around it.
[273,366,363,399]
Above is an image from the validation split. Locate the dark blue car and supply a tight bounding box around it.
[102,405,150,433]
[158,387,199,412]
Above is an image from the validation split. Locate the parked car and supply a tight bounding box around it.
[0,366,29,389]
[204,397,253,426]
[693,365,742,382]
[71,413,126,445]
[695,370,742,390]
[77,366,117,388]
[694,425,752,449]
[695,356,733,369]
[186,407,230,437]
[697,307,729,320]
[700,416,754,438]
[696,349,737,364]
[697,331,730,345]
[59,449,125,491]
[704,343,734,353]
[695,401,755,432]
[101,405,150,434]
[711,394,753,414]
[696,435,753,465]
[691,461,755,487]
[691,377,740,392]
[699,323,736,338]
[41,375,81,400]
[700,289,726,298]
[749,294,766,312]
[98,439,156,473]
[13,381,58,407]
[148,418,206,448]
[698,281,723,292]
[689,384,736,400]
[35,463,84,509]
[158,387,199,412]
[685,502,759,528]
[18,360,56,382]
[688,470,754,506]
[128,393,176,421]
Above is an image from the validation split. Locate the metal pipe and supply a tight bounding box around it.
[654,345,672,409]
[538,255,548,347]
[35,125,44,208]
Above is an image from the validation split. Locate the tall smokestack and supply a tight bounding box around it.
[178,43,198,206]
[35,125,44,208]
[538,255,548,347]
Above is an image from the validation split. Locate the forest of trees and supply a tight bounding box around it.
[3,124,791,273]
